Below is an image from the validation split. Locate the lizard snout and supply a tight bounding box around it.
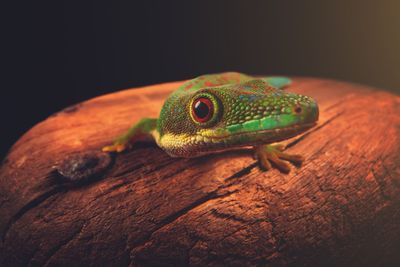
[293,96,319,125]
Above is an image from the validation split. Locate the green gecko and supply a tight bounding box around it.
[103,72,319,173]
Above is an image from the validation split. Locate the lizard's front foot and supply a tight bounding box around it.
[102,142,129,153]
[102,118,157,154]
[254,144,303,173]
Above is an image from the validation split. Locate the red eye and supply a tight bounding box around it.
[192,97,214,123]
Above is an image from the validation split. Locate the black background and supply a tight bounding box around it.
[2,0,400,159]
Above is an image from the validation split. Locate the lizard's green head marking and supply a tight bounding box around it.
[157,78,319,157]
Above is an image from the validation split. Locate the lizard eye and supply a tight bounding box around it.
[192,97,214,123]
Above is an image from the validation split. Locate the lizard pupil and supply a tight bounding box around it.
[192,97,213,123]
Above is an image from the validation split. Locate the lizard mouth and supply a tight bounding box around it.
[176,121,318,157]
[160,122,317,158]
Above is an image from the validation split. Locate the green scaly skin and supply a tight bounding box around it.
[103,72,319,173]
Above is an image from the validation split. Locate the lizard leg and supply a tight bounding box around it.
[102,118,157,153]
[262,76,292,89]
[254,144,303,173]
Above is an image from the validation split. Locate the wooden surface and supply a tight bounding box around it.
[0,78,399,267]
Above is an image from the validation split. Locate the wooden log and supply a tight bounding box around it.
[0,78,399,267]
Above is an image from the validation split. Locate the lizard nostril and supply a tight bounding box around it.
[294,106,302,114]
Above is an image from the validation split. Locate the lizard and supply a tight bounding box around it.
[102,72,319,173]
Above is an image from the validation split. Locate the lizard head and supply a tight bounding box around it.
[157,79,319,157]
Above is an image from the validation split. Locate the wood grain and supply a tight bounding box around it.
[0,78,399,267]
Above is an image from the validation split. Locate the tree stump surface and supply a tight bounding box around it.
[0,78,399,267]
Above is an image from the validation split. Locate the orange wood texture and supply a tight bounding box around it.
[0,78,399,266]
